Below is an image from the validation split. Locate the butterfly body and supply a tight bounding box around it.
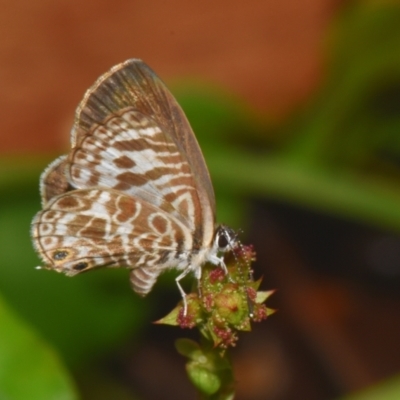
[31,59,235,309]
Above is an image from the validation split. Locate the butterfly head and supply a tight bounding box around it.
[214,225,238,254]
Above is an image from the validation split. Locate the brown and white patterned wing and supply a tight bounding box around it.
[71,59,215,212]
[70,60,216,246]
[67,108,201,233]
[31,188,193,294]
[39,155,72,206]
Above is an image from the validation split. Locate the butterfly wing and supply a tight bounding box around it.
[39,155,72,207]
[32,188,193,294]
[72,59,215,215]
[67,108,201,233]
[40,60,216,248]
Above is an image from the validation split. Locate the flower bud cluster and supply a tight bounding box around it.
[158,245,275,348]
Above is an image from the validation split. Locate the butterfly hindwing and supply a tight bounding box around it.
[32,188,193,294]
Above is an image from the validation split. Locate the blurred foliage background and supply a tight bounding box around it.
[2,1,400,399]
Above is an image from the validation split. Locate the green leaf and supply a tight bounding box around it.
[0,293,77,400]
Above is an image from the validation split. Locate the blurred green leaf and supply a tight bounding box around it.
[285,3,400,168]
[340,375,400,400]
[0,293,77,400]
[208,149,400,231]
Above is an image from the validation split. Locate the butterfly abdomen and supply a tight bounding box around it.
[129,267,161,295]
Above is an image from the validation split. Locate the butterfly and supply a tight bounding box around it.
[31,59,236,313]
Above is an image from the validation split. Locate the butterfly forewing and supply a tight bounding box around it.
[73,60,214,207]
[67,107,201,232]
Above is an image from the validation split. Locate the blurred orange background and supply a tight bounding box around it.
[0,0,340,153]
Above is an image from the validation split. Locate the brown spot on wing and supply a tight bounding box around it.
[75,151,86,161]
[116,196,138,222]
[114,139,146,152]
[40,223,51,233]
[151,215,168,234]
[114,171,147,191]
[113,155,136,169]
[87,172,100,186]
[57,196,80,209]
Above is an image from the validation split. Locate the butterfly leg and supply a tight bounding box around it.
[208,254,227,273]
[194,265,203,299]
[175,267,193,316]
[219,258,228,275]
[208,255,235,282]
